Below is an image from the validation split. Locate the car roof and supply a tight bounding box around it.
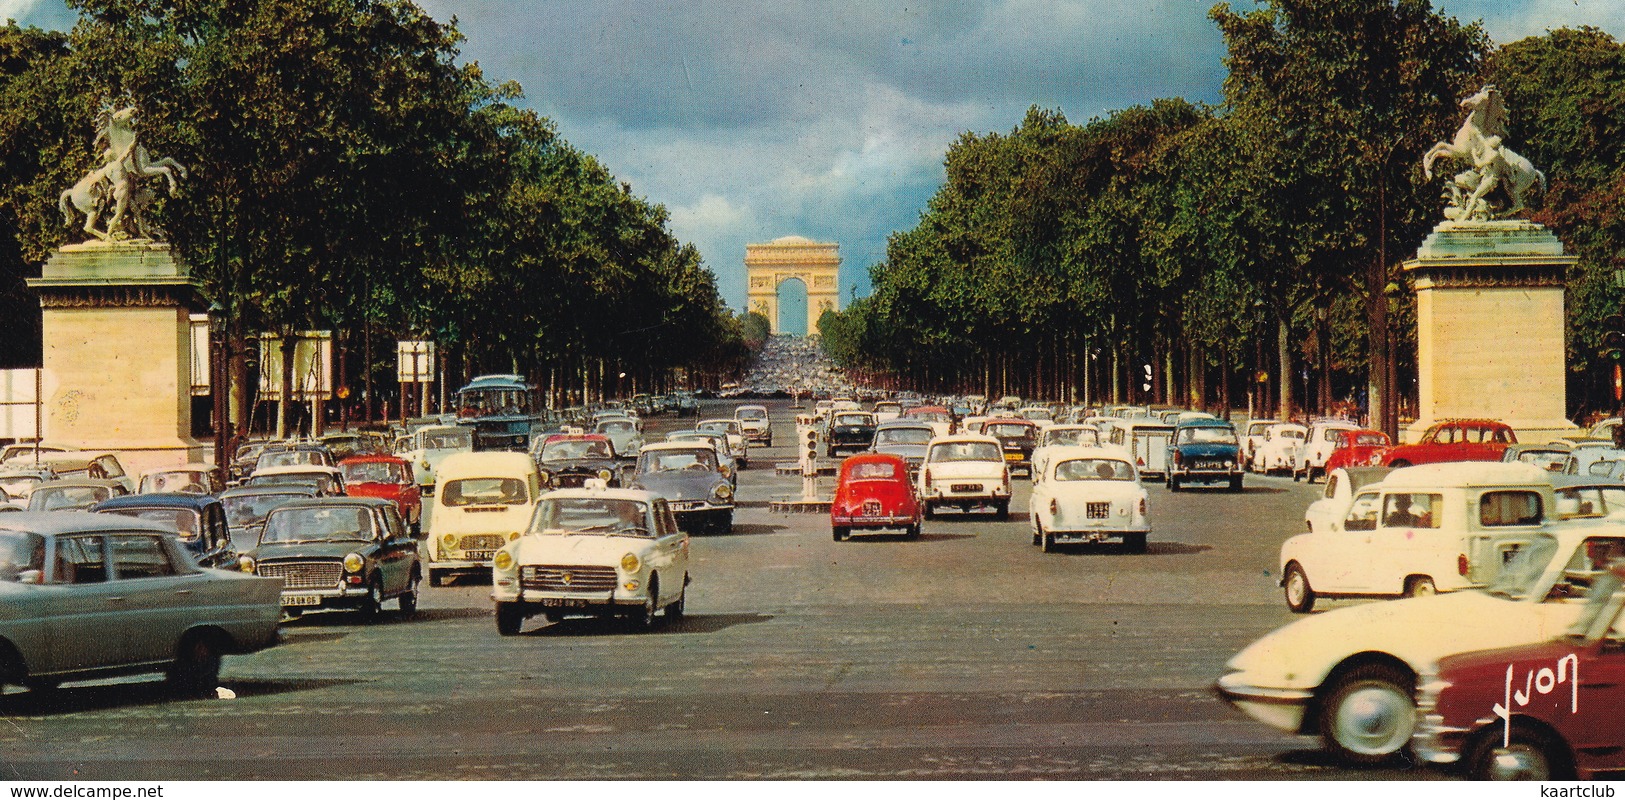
[1048,446,1132,462]
[1549,474,1625,490]
[929,434,1000,445]
[95,493,219,511]
[217,484,319,499]
[0,510,176,536]
[266,497,394,512]
[339,454,409,465]
[542,486,662,503]
[252,465,341,476]
[876,419,935,429]
[35,478,125,490]
[641,441,717,453]
[458,374,530,391]
[1379,461,1551,489]
[1174,418,1234,429]
[840,452,907,467]
[436,452,537,478]
[542,433,611,444]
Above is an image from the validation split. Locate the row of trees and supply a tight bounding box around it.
[0,0,750,432]
[820,0,1625,434]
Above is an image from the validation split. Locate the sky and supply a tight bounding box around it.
[5,0,1625,313]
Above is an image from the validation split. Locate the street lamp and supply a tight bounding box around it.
[207,301,232,485]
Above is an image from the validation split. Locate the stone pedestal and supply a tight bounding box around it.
[1402,220,1578,445]
[26,242,205,476]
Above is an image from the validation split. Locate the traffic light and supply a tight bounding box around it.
[1603,314,1625,361]
[804,426,819,460]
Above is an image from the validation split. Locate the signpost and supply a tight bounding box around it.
[397,340,436,422]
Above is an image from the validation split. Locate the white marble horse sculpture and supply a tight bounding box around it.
[59,104,187,243]
[1422,85,1544,220]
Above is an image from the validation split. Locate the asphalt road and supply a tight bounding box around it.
[0,401,1447,780]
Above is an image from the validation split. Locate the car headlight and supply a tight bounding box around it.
[493,551,514,571]
[344,553,365,573]
[420,460,431,471]
[441,533,456,548]
[620,552,641,573]
[538,469,553,483]
[237,555,256,573]
[719,464,733,478]
[713,483,734,501]
[597,468,615,481]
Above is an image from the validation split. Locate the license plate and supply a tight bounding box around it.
[1004,453,1022,461]
[283,594,322,607]
[1194,461,1224,470]
[539,598,588,608]
[465,550,493,562]
[852,517,889,524]
[672,501,704,511]
[951,483,981,493]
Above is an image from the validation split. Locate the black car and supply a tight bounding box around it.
[979,418,1039,476]
[827,411,878,457]
[242,497,423,619]
[535,434,623,489]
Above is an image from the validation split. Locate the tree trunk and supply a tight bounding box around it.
[1277,316,1293,422]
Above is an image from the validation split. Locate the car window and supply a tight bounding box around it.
[342,461,407,484]
[1480,491,1543,526]
[1547,537,1625,600]
[928,442,1001,463]
[1323,474,1340,499]
[847,462,898,481]
[104,508,203,541]
[986,424,1032,437]
[642,450,717,472]
[0,530,45,583]
[1054,459,1133,481]
[54,535,107,584]
[1382,493,1442,528]
[110,534,177,579]
[875,428,933,446]
[1345,493,1381,532]
[1178,427,1237,445]
[441,478,529,507]
[95,456,126,479]
[1354,433,1387,447]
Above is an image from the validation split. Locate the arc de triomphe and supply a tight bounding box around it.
[745,236,841,336]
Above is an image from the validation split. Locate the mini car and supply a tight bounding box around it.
[339,454,423,532]
[831,452,921,541]
[1029,447,1148,553]
[490,486,690,633]
[241,496,423,619]
[1321,429,1393,475]
[94,493,236,569]
[0,512,282,696]
[426,452,541,586]
[628,443,734,534]
[1239,419,1280,470]
[917,434,1011,519]
[735,405,772,446]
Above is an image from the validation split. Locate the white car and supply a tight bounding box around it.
[1302,466,1392,534]
[397,424,474,490]
[734,405,772,446]
[1029,447,1148,553]
[1251,423,1306,475]
[1217,524,1623,764]
[1280,462,1552,612]
[698,419,748,468]
[1563,440,1625,476]
[490,486,689,634]
[1239,419,1279,471]
[1294,420,1362,482]
[1031,424,1102,483]
[917,434,1011,520]
[1017,406,1056,430]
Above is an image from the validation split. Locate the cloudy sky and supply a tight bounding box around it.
[5,0,1625,311]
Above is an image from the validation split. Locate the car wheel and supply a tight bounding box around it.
[1284,563,1315,613]
[666,580,687,621]
[993,501,1009,521]
[1318,663,1416,764]
[356,579,383,622]
[1032,521,1042,546]
[1405,576,1437,598]
[922,502,935,520]
[398,572,421,615]
[832,525,849,542]
[906,522,920,540]
[714,511,733,535]
[166,634,222,697]
[1123,532,1148,554]
[1168,476,1180,492]
[495,602,525,636]
[1041,532,1056,553]
[1389,460,1411,468]
[1468,724,1574,781]
[428,569,443,588]
[1229,475,1243,492]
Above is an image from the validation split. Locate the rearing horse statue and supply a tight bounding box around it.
[59,104,187,243]
[1422,84,1544,220]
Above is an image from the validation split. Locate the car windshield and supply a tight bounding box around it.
[1055,458,1135,481]
[845,462,898,481]
[834,414,871,427]
[542,440,613,460]
[532,497,651,536]
[640,450,717,472]
[140,471,209,493]
[260,505,374,544]
[104,508,204,541]
[0,475,44,496]
[259,451,324,468]
[420,431,473,450]
[1178,427,1238,445]
[928,441,1002,463]
[1276,429,1305,440]
[986,424,1033,438]
[737,409,767,420]
[341,461,407,484]
[441,478,528,507]
[875,428,933,446]
[908,411,950,423]
[1482,534,1559,599]
[698,422,736,434]
[1352,433,1388,447]
[248,472,334,492]
[223,493,303,529]
[1021,409,1053,421]
[598,420,635,434]
[1047,430,1100,447]
[1518,451,1569,472]
[32,486,111,511]
[0,530,45,583]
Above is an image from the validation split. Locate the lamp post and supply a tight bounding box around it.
[208,301,232,485]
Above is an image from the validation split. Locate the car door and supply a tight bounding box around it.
[1573,628,1625,768]
[106,532,198,664]
[36,534,125,674]
[1318,491,1381,592]
[1365,492,1445,593]
[374,506,414,595]
[653,499,689,604]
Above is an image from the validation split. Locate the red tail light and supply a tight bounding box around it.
[1136,457,1145,466]
[1139,498,1147,515]
[1049,498,1058,515]
[1457,553,1469,576]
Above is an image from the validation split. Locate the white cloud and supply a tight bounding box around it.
[0,0,43,20]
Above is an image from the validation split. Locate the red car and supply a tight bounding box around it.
[1374,419,1516,467]
[1415,559,1625,779]
[1321,429,1391,473]
[338,455,423,531]
[831,452,921,541]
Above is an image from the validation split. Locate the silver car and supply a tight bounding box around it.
[0,513,283,696]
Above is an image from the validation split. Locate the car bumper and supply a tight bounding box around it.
[831,514,918,529]
[1048,527,1146,544]
[1412,713,1472,764]
[279,583,377,611]
[669,500,733,515]
[1213,672,1312,734]
[491,587,648,612]
[924,484,1010,501]
[1172,468,1242,481]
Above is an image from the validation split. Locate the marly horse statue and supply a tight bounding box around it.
[1422,85,1544,221]
[59,104,187,243]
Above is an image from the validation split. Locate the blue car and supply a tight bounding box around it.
[1166,419,1243,492]
[92,492,238,568]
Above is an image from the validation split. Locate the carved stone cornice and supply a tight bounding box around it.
[1405,259,1574,291]
[32,282,204,310]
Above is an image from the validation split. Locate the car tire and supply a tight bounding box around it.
[398,572,421,615]
[1467,723,1574,781]
[356,579,383,622]
[1032,523,1041,547]
[1229,475,1243,492]
[1041,532,1056,553]
[923,502,936,520]
[906,523,920,540]
[1389,460,1411,468]
[1404,576,1437,598]
[1318,663,1416,764]
[832,526,849,542]
[1124,533,1148,554]
[166,634,221,698]
[428,569,444,588]
[666,579,687,621]
[630,578,659,631]
[1168,476,1180,492]
[495,602,525,636]
[1284,563,1315,613]
[714,511,733,535]
[993,501,1009,521]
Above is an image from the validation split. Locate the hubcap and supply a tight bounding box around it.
[1489,744,1551,781]
[1333,684,1414,755]
[1287,573,1307,605]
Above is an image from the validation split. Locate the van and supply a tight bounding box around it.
[1124,420,1175,480]
[426,451,541,586]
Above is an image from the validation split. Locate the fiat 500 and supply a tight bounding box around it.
[490,486,689,634]
[830,452,920,541]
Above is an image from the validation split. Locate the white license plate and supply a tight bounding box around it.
[465,550,493,562]
[852,517,890,524]
[672,501,704,511]
[1194,461,1225,470]
[540,598,588,608]
[284,594,322,607]
[951,484,981,493]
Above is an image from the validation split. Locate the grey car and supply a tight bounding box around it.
[628,443,735,534]
[0,512,283,696]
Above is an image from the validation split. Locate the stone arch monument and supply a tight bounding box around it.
[745,236,841,336]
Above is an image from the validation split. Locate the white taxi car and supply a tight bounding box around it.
[917,434,1011,520]
[1217,524,1624,765]
[490,485,689,634]
[1029,447,1148,553]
